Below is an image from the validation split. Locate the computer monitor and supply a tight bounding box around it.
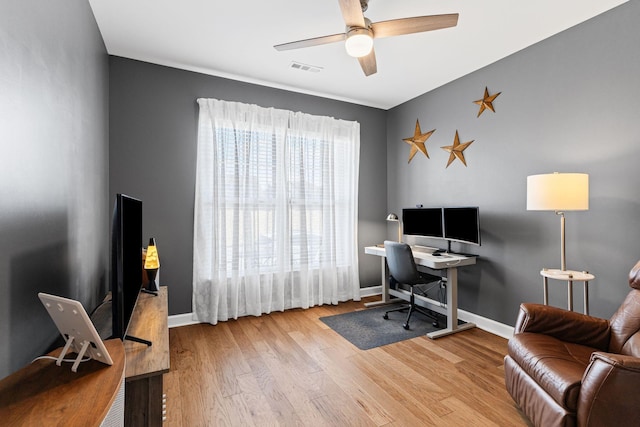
[402,208,444,239]
[443,207,481,246]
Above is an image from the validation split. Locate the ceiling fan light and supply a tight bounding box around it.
[345,29,373,58]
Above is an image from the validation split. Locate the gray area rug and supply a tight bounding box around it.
[320,305,445,350]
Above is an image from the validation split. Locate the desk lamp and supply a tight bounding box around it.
[144,237,160,292]
[386,213,402,242]
[527,173,589,271]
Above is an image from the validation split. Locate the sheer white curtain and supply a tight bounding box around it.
[193,98,360,324]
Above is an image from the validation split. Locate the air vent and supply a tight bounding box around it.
[290,61,322,73]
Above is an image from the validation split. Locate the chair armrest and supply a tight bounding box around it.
[578,352,640,426]
[514,303,610,350]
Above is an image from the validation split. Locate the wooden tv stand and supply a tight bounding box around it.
[0,287,169,426]
[124,285,170,426]
[0,339,125,426]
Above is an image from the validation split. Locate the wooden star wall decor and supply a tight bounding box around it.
[473,86,501,117]
[402,119,435,163]
[441,131,474,168]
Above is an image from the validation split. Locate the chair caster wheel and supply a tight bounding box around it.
[403,323,410,330]
[383,314,388,320]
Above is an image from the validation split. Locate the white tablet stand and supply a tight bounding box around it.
[38,293,113,372]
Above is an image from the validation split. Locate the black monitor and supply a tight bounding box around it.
[402,208,444,239]
[111,194,144,341]
[443,207,481,246]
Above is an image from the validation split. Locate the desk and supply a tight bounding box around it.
[540,269,594,315]
[364,246,477,339]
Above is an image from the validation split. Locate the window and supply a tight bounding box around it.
[193,98,360,323]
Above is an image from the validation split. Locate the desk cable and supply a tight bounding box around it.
[31,335,94,372]
[438,282,447,307]
[32,355,91,364]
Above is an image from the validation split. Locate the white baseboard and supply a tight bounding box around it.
[457,308,514,339]
[359,285,382,298]
[168,312,200,328]
[168,286,515,339]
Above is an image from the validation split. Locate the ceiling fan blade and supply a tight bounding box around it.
[371,13,459,39]
[357,48,377,76]
[274,33,346,51]
[338,0,365,28]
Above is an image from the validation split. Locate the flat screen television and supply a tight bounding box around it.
[111,194,144,341]
[402,208,444,239]
[443,207,481,246]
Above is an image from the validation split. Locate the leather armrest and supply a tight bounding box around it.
[578,352,640,426]
[589,351,640,369]
[514,303,610,350]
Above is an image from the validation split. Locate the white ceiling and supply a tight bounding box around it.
[88,0,628,110]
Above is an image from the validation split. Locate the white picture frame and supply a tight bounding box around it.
[38,292,113,370]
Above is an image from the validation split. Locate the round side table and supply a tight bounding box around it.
[540,268,595,315]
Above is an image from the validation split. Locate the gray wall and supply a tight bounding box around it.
[0,0,109,379]
[109,57,388,315]
[387,1,640,325]
[3,2,634,381]
[110,0,640,323]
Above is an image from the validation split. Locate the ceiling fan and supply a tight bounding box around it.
[274,0,459,76]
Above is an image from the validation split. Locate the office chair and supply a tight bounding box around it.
[383,241,441,330]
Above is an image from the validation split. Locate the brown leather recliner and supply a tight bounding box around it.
[504,260,640,426]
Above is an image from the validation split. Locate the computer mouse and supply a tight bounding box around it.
[432,253,442,256]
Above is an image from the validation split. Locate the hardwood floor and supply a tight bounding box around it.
[164,297,531,426]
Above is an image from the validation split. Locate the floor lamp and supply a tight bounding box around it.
[526,173,589,271]
[386,213,402,242]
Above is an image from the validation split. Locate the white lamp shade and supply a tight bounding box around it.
[345,29,373,57]
[386,212,402,242]
[527,173,589,211]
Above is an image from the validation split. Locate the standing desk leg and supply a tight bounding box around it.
[427,267,475,339]
[365,256,395,307]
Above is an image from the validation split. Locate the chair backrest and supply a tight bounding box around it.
[608,259,640,356]
[384,241,422,285]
